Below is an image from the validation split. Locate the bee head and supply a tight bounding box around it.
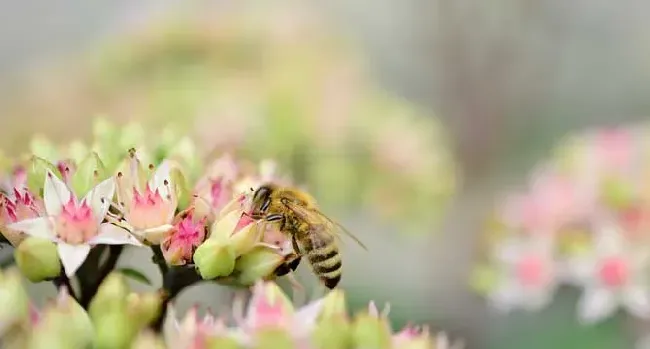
[250,184,273,218]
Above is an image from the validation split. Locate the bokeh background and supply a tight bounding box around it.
[2,1,650,348]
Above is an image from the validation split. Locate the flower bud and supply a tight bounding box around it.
[0,268,29,335]
[230,220,261,257]
[253,328,296,349]
[93,310,137,349]
[319,289,347,320]
[88,273,129,320]
[233,246,286,286]
[162,212,207,266]
[71,152,107,196]
[601,176,634,209]
[350,313,392,349]
[126,291,163,328]
[194,239,236,279]
[31,289,94,349]
[131,330,167,349]
[14,237,61,282]
[206,336,243,349]
[24,156,59,196]
[311,317,351,349]
[208,209,242,242]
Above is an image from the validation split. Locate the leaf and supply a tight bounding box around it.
[116,268,152,286]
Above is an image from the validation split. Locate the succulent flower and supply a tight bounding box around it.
[114,152,178,244]
[192,153,239,222]
[162,211,208,266]
[0,187,44,246]
[7,170,142,276]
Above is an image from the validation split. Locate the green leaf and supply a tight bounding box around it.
[116,268,152,286]
[71,152,107,195]
[25,156,60,196]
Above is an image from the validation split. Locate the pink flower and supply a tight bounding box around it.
[192,154,239,221]
[7,170,142,277]
[161,212,207,266]
[232,281,325,346]
[164,306,233,349]
[0,188,44,246]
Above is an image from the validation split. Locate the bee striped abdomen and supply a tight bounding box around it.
[305,236,342,289]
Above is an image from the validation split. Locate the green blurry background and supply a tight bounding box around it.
[2,1,650,348]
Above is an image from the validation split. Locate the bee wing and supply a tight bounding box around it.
[282,200,368,251]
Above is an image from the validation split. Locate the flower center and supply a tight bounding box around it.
[598,256,629,287]
[516,254,549,287]
[125,183,175,230]
[55,198,98,244]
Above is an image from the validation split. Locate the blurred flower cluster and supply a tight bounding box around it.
[472,125,650,325]
[0,0,456,234]
[0,270,461,348]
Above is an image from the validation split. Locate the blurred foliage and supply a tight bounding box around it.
[0,1,456,235]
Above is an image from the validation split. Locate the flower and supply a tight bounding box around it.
[0,188,44,246]
[485,235,560,313]
[161,211,207,266]
[231,281,325,347]
[164,306,239,349]
[7,170,142,277]
[192,153,239,221]
[566,222,650,324]
[115,152,178,244]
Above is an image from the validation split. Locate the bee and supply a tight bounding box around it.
[248,183,367,289]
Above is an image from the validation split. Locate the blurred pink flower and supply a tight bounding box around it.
[164,306,233,349]
[192,154,239,221]
[0,188,44,246]
[566,222,650,324]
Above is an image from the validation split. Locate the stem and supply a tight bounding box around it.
[150,265,202,332]
[80,245,124,308]
[150,245,169,275]
[52,271,79,301]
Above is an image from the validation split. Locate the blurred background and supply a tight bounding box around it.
[2,1,650,348]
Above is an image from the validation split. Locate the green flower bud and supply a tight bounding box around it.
[0,268,29,335]
[88,273,129,320]
[31,290,94,349]
[468,264,499,296]
[194,239,236,279]
[126,292,163,328]
[253,328,295,349]
[230,222,262,257]
[14,237,61,282]
[233,245,285,286]
[66,140,89,164]
[206,336,243,349]
[93,310,137,349]
[350,313,392,349]
[319,289,347,320]
[131,331,167,349]
[601,176,634,209]
[24,156,59,196]
[71,152,107,195]
[311,317,351,349]
[208,209,241,243]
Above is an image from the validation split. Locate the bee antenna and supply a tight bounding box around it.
[250,187,254,192]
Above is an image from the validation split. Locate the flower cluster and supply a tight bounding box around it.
[0,268,461,349]
[472,125,650,325]
[0,119,297,287]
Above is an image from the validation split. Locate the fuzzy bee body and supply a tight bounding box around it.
[248,183,365,289]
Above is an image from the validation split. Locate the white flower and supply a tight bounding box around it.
[7,170,142,277]
[115,158,178,244]
[487,235,560,313]
[566,222,650,324]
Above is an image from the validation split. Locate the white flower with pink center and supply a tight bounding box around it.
[7,170,142,277]
[565,222,650,324]
[192,154,239,220]
[487,235,559,312]
[231,281,325,346]
[116,159,178,244]
[164,306,235,349]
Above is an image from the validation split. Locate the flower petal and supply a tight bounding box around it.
[141,224,174,245]
[43,170,72,216]
[82,177,116,225]
[577,286,618,324]
[151,160,172,197]
[91,223,143,246]
[488,280,522,313]
[6,217,55,240]
[623,284,650,319]
[292,298,325,336]
[57,243,91,277]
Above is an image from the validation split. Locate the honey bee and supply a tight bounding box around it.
[248,183,367,289]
